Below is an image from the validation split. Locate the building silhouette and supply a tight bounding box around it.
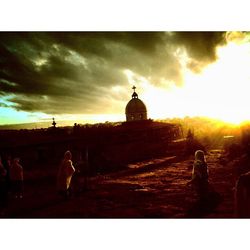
[125,86,147,122]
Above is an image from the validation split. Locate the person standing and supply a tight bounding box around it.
[191,150,209,201]
[0,156,8,215]
[10,157,24,199]
[2,155,11,193]
[235,171,250,218]
[57,150,75,198]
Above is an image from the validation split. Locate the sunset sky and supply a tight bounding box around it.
[1,31,250,126]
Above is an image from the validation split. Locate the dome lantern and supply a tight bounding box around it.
[132,85,138,99]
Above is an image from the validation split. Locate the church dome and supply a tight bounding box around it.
[125,86,147,122]
[126,98,147,114]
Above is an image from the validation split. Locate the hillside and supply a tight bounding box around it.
[3,149,236,218]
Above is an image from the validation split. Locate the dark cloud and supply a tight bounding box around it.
[171,32,226,60]
[169,32,227,72]
[0,32,227,115]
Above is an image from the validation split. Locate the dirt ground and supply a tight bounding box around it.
[2,149,237,218]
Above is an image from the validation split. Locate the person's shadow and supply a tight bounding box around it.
[186,186,223,218]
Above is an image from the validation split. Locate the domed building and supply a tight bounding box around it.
[125,86,147,122]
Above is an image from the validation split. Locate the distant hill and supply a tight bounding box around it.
[0,119,108,130]
[0,121,52,130]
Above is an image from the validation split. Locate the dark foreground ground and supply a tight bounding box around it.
[2,149,236,218]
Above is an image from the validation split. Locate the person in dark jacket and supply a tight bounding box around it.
[10,157,24,199]
[0,156,8,215]
[235,171,250,217]
[2,155,11,193]
[191,150,209,200]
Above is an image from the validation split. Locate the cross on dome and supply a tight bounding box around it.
[132,85,138,99]
[52,117,56,127]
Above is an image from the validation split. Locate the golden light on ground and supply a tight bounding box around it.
[139,36,250,125]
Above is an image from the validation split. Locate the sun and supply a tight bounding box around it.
[140,38,250,125]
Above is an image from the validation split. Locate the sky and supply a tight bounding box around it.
[1,31,250,126]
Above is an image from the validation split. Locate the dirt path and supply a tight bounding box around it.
[94,149,236,218]
[4,149,236,218]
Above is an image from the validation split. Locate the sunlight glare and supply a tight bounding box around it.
[139,39,250,125]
